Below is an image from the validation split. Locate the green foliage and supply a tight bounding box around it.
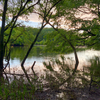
[43,55,100,90]
[43,55,83,89]
[82,56,100,90]
[43,62,54,71]
[87,57,100,81]
[45,29,81,53]
[49,0,100,50]
[0,74,43,100]
[4,27,54,46]
[78,20,100,49]
[0,80,35,99]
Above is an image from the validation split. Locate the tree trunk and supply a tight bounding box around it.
[0,34,4,72]
[0,0,8,79]
[58,33,79,87]
[68,41,79,75]
[0,33,4,80]
[0,54,3,79]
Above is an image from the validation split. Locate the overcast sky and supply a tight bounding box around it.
[0,1,97,28]
[18,13,44,28]
[0,1,45,28]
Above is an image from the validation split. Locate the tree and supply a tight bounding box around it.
[56,0,100,49]
[0,0,40,79]
[42,0,86,86]
[73,0,100,89]
[0,0,63,83]
[77,2,100,49]
[47,0,100,69]
[21,0,63,84]
[41,0,100,88]
[45,0,100,87]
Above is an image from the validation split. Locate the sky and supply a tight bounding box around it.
[18,13,43,28]
[22,21,51,28]
[0,1,96,29]
[0,17,51,28]
[0,11,51,28]
[0,20,42,28]
[0,2,51,28]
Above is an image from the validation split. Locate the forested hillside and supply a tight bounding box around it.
[4,27,54,46]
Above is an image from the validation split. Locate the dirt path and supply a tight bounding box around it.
[34,87,100,100]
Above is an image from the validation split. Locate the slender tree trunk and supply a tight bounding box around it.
[0,35,3,75]
[0,0,8,79]
[68,41,79,75]
[21,24,46,84]
[56,32,79,87]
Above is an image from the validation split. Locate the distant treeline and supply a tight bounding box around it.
[4,26,85,47]
[4,27,54,46]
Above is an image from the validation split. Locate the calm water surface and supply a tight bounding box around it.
[9,46,58,68]
[8,46,100,72]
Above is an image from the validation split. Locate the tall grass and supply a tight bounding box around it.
[0,74,43,100]
[43,55,100,89]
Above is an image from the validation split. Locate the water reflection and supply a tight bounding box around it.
[9,47,100,73]
[10,46,58,67]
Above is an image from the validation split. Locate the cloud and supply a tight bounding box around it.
[28,13,42,22]
[19,13,42,22]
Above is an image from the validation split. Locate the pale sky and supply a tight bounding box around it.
[0,20,51,28]
[18,13,44,27]
[0,2,97,28]
[19,13,42,22]
[0,17,42,28]
[0,1,43,28]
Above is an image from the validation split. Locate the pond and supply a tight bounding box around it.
[6,46,100,74]
[9,46,58,67]
[6,46,59,74]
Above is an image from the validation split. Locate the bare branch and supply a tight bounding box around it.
[21,0,63,84]
[20,0,40,15]
[5,0,39,31]
[77,8,91,14]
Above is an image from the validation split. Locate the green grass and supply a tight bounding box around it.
[0,76,43,100]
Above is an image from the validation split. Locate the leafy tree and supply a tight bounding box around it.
[64,0,100,49]
[44,0,100,88]
[20,0,63,83]
[0,0,58,82]
[45,28,79,87]
[0,0,41,79]
[43,0,86,81]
